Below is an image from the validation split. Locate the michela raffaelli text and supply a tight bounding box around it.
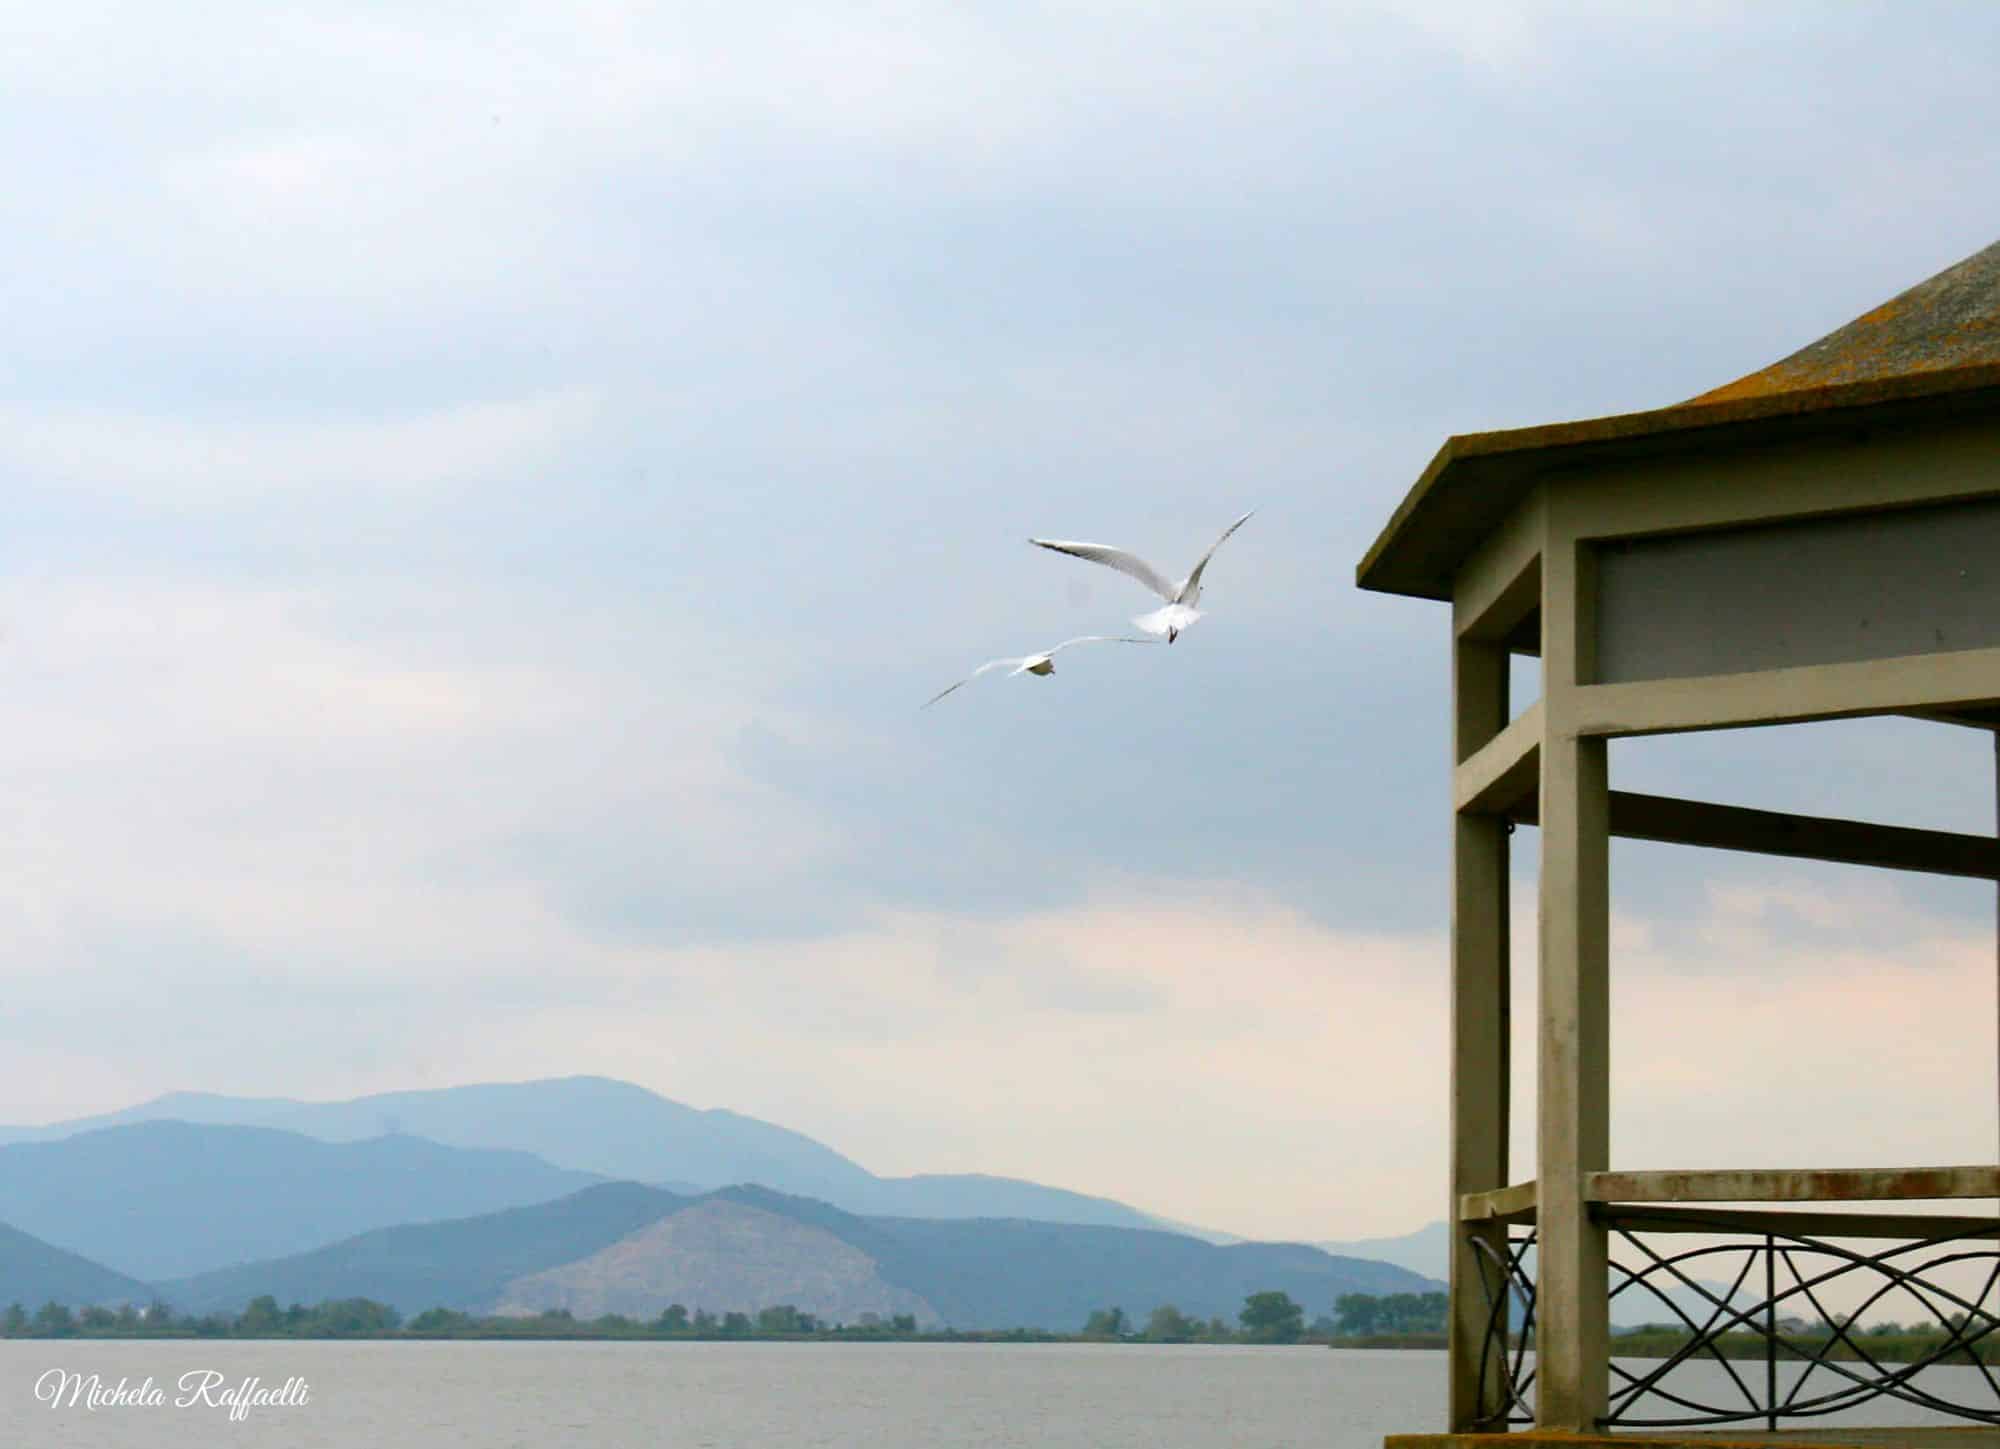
[34,1369,311,1421]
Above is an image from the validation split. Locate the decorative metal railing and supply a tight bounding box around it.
[1467,1214,2000,1432]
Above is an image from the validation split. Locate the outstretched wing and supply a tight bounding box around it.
[1176,510,1254,602]
[1044,635,1158,655]
[921,656,1022,709]
[1028,537,1177,602]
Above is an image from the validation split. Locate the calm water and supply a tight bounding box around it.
[2,1342,1994,1447]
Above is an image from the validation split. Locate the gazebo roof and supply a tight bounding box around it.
[1357,240,2000,602]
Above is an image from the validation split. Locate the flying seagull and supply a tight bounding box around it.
[1028,510,1254,641]
[922,635,1155,709]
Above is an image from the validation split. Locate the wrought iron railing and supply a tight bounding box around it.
[1467,1214,2000,1432]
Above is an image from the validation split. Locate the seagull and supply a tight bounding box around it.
[1028,510,1254,642]
[922,636,1155,708]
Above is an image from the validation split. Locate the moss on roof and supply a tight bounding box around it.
[1693,239,2000,403]
[1358,241,2000,601]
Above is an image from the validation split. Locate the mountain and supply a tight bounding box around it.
[157,1182,686,1315]
[0,1122,604,1280]
[168,1181,1444,1329]
[1317,1221,1449,1280]
[0,1221,154,1309]
[0,1077,1172,1233]
[492,1196,938,1324]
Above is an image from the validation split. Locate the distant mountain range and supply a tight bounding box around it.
[153,1182,1437,1328]
[1317,1221,1449,1280]
[0,1077,1171,1234]
[0,1221,153,1310]
[0,1122,605,1280]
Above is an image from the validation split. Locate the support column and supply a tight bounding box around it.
[1449,636,1511,1430]
[1537,529,1611,1432]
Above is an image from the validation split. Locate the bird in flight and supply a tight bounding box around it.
[922,636,1155,708]
[1028,510,1254,642]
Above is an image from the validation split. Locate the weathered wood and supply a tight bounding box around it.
[1510,791,2000,881]
[1586,1165,2000,1203]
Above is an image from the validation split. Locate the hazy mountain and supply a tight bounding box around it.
[0,1122,604,1280]
[158,1182,686,1316]
[0,1077,1171,1233]
[1317,1221,1449,1279]
[0,1221,154,1309]
[171,1180,1443,1329]
[493,1197,938,1324]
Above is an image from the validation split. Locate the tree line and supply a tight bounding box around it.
[1080,1291,1448,1344]
[0,1290,1445,1343]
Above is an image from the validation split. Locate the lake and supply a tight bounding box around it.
[2,1342,1992,1447]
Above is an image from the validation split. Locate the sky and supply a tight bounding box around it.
[4,1,2000,1243]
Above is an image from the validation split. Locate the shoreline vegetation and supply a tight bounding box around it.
[8,1293,1983,1364]
[2,1290,1427,1345]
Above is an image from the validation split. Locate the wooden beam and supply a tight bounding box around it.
[1586,1166,2000,1204]
[1570,645,2000,739]
[1453,701,1541,815]
[1459,1181,1539,1225]
[1511,791,2000,881]
[1596,1204,2000,1241]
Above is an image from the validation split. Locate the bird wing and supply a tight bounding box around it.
[1028,537,1177,602]
[921,656,1023,709]
[1044,635,1158,654]
[1175,510,1254,601]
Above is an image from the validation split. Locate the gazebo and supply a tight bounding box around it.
[1358,239,2000,1444]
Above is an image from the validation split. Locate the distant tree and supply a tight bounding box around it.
[1334,1293,1381,1336]
[657,1304,690,1333]
[408,1308,468,1334]
[692,1309,717,1333]
[1333,1292,1446,1336]
[757,1305,803,1335]
[311,1299,401,1336]
[891,1313,917,1334]
[1082,1306,1128,1338]
[143,1302,174,1331]
[115,1303,141,1331]
[79,1305,117,1332]
[239,1295,282,1335]
[1238,1291,1304,1344]
[721,1312,752,1337]
[33,1302,76,1338]
[1143,1305,1197,1341]
[1205,1315,1233,1341]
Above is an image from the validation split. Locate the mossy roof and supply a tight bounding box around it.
[1358,240,2000,602]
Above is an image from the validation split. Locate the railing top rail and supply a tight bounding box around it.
[1589,1166,2000,1205]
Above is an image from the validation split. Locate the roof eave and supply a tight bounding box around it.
[1356,362,2000,604]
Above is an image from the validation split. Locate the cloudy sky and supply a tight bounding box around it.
[4,2,2000,1241]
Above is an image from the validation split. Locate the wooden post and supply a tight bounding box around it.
[1449,633,1511,1430]
[1536,527,1611,1431]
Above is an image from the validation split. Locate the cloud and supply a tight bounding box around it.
[0,390,598,505]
